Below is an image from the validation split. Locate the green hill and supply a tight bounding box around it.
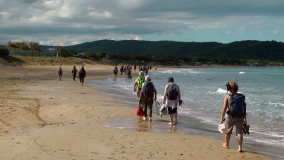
[64,40,284,61]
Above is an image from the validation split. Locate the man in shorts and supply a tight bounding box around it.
[220,81,247,152]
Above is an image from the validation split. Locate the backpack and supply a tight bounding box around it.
[137,76,144,89]
[142,82,154,97]
[167,84,178,100]
[127,71,130,75]
[227,94,246,118]
[79,69,85,76]
[59,69,62,74]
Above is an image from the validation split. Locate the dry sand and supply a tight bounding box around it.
[0,64,272,160]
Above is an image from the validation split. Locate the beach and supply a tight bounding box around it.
[0,64,273,160]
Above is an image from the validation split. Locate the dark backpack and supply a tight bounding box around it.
[143,82,154,97]
[167,84,178,100]
[227,94,246,118]
[79,69,85,76]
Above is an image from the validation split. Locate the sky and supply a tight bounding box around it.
[0,0,284,46]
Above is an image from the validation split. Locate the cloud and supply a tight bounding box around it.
[258,32,265,35]
[237,27,245,34]
[0,0,284,45]
[223,31,232,35]
[272,30,279,34]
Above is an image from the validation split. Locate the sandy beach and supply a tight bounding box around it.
[0,64,272,160]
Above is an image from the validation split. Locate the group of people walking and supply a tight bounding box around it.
[134,71,181,125]
[58,66,86,86]
[59,64,247,152]
[133,70,247,152]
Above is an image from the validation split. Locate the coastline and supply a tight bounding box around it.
[0,65,273,159]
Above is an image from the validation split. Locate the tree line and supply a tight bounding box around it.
[64,40,284,62]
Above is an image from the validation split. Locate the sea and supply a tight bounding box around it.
[90,67,284,159]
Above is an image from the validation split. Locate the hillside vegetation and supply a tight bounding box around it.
[64,40,284,62]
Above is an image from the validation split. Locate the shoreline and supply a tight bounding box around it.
[0,65,273,159]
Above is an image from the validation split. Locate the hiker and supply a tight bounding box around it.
[79,67,86,86]
[220,81,247,152]
[134,71,145,107]
[145,67,149,75]
[162,77,181,125]
[127,68,132,80]
[155,66,157,70]
[72,66,77,81]
[138,76,157,122]
[150,66,152,70]
[120,66,124,75]
[134,65,136,71]
[58,67,63,81]
[113,66,118,78]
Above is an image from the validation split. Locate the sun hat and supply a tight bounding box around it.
[139,71,144,76]
[168,77,174,82]
[145,76,151,80]
[218,124,228,134]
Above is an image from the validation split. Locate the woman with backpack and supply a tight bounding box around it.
[138,76,157,122]
[220,81,247,152]
[79,67,86,86]
[162,77,181,125]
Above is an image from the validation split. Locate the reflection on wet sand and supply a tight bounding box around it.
[168,126,178,133]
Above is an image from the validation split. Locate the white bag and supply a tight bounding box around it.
[159,104,167,116]
[218,124,228,134]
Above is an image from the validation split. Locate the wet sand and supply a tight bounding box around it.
[0,64,272,159]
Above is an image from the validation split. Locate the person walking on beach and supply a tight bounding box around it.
[134,71,145,107]
[220,81,247,152]
[113,66,118,78]
[79,67,86,86]
[145,67,149,75]
[138,76,157,122]
[127,68,132,80]
[58,67,63,81]
[162,77,181,125]
[120,66,124,75]
[72,66,77,81]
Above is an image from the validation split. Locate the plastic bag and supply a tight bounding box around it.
[136,106,144,116]
[160,104,167,116]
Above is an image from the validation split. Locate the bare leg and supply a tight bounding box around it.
[237,134,243,152]
[168,114,173,125]
[222,133,231,149]
[173,113,178,125]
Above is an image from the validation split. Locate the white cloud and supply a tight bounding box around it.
[134,36,143,40]
[237,27,245,34]
[272,30,279,34]
[1,0,284,45]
